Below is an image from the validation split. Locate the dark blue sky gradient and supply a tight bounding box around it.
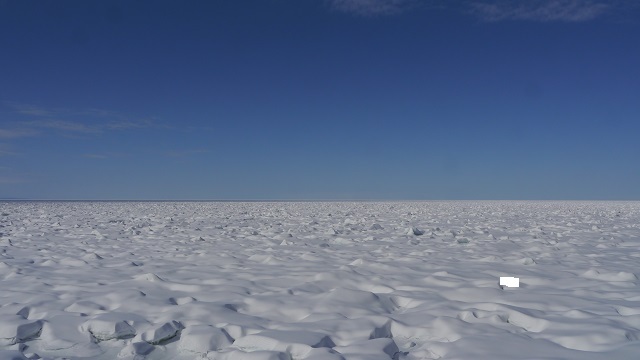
[1,0,639,199]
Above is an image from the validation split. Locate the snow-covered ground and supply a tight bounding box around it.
[1,201,639,360]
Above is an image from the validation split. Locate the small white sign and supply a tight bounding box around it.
[500,277,519,288]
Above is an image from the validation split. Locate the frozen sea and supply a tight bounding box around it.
[0,201,639,359]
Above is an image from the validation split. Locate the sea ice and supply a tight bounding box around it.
[0,201,639,359]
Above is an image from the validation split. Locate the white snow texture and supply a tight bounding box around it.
[0,201,639,359]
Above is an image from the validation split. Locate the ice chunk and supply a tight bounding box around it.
[140,320,184,345]
[0,314,43,346]
[369,223,384,230]
[0,350,29,360]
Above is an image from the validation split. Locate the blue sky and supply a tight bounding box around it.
[1,0,639,200]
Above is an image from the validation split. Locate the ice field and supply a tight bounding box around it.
[1,201,639,360]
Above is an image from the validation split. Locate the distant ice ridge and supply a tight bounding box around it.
[0,201,639,359]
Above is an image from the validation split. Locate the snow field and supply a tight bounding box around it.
[0,201,639,359]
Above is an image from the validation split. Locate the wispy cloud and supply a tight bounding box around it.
[6,102,120,118]
[82,151,129,159]
[0,176,24,184]
[1,102,161,138]
[22,120,100,133]
[164,149,210,158]
[105,119,156,130]
[0,143,18,157]
[0,128,39,139]
[328,0,415,16]
[83,154,109,159]
[10,103,55,117]
[326,0,631,21]
[0,150,17,157]
[469,0,611,22]
[0,167,25,184]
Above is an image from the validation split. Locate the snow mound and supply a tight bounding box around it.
[582,269,637,282]
[82,252,103,260]
[333,338,400,359]
[232,330,334,359]
[318,287,397,313]
[516,257,536,265]
[65,300,106,314]
[80,313,137,342]
[34,315,102,358]
[178,325,234,354]
[134,272,165,282]
[217,349,290,360]
[139,320,184,345]
[118,341,155,359]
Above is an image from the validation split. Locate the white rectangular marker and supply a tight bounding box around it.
[500,277,520,288]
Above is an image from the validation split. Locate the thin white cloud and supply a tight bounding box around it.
[0,150,17,157]
[470,0,610,22]
[4,102,121,119]
[10,104,55,117]
[83,154,109,159]
[325,0,630,20]
[82,152,129,159]
[0,164,34,185]
[0,143,18,157]
[329,0,415,16]
[1,102,161,137]
[0,128,39,139]
[165,149,210,158]
[23,120,100,133]
[105,118,157,130]
[0,175,25,184]
[0,167,25,184]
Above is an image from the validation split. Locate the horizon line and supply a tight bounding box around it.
[1,198,639,202]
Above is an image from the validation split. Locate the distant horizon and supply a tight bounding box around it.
[2,198,639,202]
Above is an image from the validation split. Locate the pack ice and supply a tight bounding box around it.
[1,201,639,359]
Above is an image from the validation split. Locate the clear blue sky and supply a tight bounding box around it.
[1,0,639,200]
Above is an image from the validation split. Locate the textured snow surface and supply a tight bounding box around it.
[0,201,639,359]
